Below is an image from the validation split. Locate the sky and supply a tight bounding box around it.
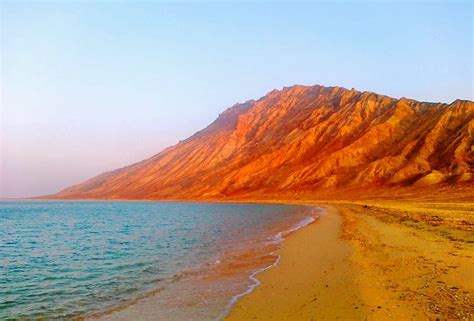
[1,1,473,198]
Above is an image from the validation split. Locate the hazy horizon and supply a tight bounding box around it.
[1,1,473,198]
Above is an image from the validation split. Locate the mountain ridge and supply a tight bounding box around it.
[50,84,474,200]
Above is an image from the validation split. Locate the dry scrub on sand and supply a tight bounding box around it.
[225,201,473,320]
[338,202,473,320]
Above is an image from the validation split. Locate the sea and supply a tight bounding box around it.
[0,201,320,320]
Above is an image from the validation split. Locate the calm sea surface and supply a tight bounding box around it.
[0,201,317,320]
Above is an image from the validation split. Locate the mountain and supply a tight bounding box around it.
[51,85,474,200]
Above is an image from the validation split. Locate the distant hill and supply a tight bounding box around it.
[50,85,474,200]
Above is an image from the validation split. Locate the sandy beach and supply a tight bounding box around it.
[225,202,474,320]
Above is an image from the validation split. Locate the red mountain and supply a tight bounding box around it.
[51,85,474,200]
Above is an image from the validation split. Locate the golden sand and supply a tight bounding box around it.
[225,202,473,320]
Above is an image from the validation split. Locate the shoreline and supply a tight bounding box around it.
[5,200,472,320]
[217,213,319,320]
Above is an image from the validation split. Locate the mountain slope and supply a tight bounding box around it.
[52,85,474,200]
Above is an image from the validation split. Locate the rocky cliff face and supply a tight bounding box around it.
[52,85,474,200]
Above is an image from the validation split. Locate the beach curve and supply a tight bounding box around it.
[224,205,365,320]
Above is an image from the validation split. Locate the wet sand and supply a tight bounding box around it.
[226,205,365,320]
[225,202,474,320]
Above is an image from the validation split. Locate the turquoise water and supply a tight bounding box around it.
[0,201,315,320]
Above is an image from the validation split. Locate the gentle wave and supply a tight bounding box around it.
[1,201,318,320]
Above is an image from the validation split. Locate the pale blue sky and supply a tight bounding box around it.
[1,1,473,197]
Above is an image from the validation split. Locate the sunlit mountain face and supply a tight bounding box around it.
[51,85,474,200]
